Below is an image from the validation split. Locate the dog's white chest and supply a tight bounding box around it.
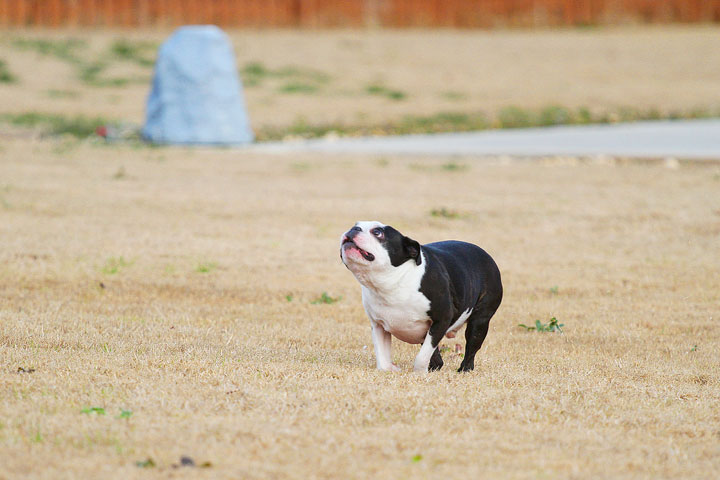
[362,286,431,344]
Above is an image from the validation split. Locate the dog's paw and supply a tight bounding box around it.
[378,363,401,372]
[412,364,429,373]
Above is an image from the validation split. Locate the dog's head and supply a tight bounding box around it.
[340,221,422,274]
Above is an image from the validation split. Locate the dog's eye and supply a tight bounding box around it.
[371,228,384,239]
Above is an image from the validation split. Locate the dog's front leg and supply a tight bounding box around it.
[413,320,447,372]
[371,321,399,372]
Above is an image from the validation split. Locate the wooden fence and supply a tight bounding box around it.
[1,0,719,28]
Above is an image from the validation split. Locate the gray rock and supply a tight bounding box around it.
[143,25,253,145]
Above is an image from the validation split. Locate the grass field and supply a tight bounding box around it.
[1,25,720,479]
[1,26,720,138]
[1,135,719,478]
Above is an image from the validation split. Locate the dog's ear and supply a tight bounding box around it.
[403,236,422,265]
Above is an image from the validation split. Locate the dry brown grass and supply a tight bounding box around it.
[1,26,720,130]
[1,136,719,479]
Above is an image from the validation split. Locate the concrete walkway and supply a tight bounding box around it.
[250,119,720,159]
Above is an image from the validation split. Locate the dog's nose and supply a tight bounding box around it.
[345,226,362,240]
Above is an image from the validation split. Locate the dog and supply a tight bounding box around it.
[340,221,502,372]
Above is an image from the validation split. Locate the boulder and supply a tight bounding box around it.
[143,25,253,145]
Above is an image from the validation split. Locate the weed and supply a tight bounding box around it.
[0,59,17,83]
[286,294,293,302]
[79,61,134,87]
[690,345,698,352]
[498,106,534,128]
[276,65,329,84]
[279,82,318,94]
[441,161,467,171]
[518,317,564,333]
[117,409,133,419]
[31,430,43,443]
[311,292,341,304]
[195,262,217,273]
[102,257,130,275]
[81,406,106,415]
[110,39,156,67]
[576,106,593,123]
[411,454,423,463]
[240,61,268,87]
[242,61,268,77]
[538,105,574,126]
[365,84,407,100]
[549,286,559,295]
[399,112,489,134]
[136,458,156,468]
[12,38,86,63]
[430,207,460,219]
[440,91,467,101]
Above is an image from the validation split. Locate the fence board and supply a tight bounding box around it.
[1,0,719,28]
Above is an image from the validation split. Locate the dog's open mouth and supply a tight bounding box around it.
[342,238,375,261]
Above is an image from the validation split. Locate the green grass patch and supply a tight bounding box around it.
[278,82,319,94]
[440,91,467,101]
[365,84,407,101]
[116,409,133,419]
[0,59,17,84]
[12,37,86,63]
[12,36,147,87]
[255,105,719,141]
[430,207,461,219]
[311,292,341,305]
[195,262,217,274]
[102,256,131,275]
[241,61,329,89]
[441,161,467,171]
[498,106,534,128]
[0,112,116,138]
[110,39,156,67]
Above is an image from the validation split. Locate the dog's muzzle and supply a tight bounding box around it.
[342,236,375,261]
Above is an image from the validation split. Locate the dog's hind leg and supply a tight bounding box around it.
[458,292,501,372]
[458,316,490,372]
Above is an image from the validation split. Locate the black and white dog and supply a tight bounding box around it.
[340,221,502,373]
